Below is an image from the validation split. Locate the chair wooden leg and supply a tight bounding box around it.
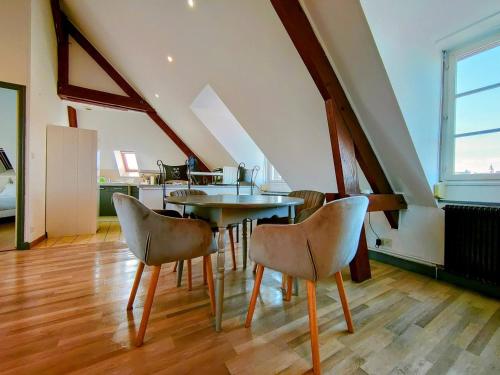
[253,263,257,273]
[306,280,321,375]
[285,275,293,301]
[229,226,237,270]
[203,257,207,285]
[335,271,354,333]
[136,265,162,347]
[204,255,216,315]
[245,264,264,328]
[127,262,145,310]
[187,259,192,291]
[173,261,178,272]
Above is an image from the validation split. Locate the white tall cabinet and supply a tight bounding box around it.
[46,125,97,237]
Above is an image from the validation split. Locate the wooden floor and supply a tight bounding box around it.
[0,240,498,374]
[33,217,123,249]
[0,220,15,251]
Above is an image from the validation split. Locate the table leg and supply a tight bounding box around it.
[288,206,299,296]
[176,260,184,287]
[215,227,227,332]
[242,219,248,269]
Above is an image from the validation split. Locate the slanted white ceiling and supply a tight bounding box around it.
[62,0,336,193]
[191,84,266,184]
[302,0,436,206]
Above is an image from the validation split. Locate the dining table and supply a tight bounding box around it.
[165,194,304,331]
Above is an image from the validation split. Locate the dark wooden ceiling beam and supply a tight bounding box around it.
[49,0,209,171]
[59,85,151,112]
[63,16,146,103]
[325,193,407,213]
[50,0,68,88]
[271,0,402,229]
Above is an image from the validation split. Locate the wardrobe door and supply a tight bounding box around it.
[46,125,78,237]
[76,128,97,234]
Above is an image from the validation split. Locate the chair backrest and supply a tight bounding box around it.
[170,189,207,197]
[113,193,213,265]
[288,190,325,217]
[113,193,155,264]
[301,196,368,279]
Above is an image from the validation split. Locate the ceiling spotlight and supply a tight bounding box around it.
[188,0,194,8]
[167,55,173,63]
[155,93,160,98]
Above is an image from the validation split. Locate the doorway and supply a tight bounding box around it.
[0,81,26,251]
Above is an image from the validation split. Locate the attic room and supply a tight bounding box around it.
[0,0,498,373]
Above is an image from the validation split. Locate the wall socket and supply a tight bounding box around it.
[379,238,392,248]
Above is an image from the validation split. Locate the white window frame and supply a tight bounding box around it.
[441,32,500,182]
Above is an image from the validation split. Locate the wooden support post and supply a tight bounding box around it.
[326,99,371,282]
[67,106,78,128]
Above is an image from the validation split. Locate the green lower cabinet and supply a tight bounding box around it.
[99,186,129,216]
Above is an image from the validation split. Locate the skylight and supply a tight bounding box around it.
[114,150,140,177]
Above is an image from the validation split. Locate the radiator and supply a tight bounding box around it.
[444,205,500,286]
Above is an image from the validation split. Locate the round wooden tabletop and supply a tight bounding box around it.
[166,194,304,208]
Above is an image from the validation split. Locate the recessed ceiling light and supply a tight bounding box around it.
[188,0,194,8]
[155,93,160,98]
[167,55,173,63]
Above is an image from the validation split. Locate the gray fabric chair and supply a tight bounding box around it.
[113,193,216,346]
[245,196,369,375]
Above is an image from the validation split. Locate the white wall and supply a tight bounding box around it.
[0,0,29,85]
[76,107,186,173]
[27,0,68,241]
[0,87,18,168]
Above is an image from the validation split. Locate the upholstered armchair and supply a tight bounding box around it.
[255,190,325,296]
[113,193,216,346]
[245,196,369,374]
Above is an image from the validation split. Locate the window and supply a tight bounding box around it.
[114,150,139,177]
[441,34,500,181]
[121,151,139,172]
[265,159,284,183]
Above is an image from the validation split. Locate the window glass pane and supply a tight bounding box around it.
[124,153,138,171]
[456,44,500,94]
[271,166,282,181]
[454,132,500,174]
[455,87,500,135]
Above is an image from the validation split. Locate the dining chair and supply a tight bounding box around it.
[245,196,369,374]
[256,190,325,299]
[170,189,238,289]
[113,193,216,347]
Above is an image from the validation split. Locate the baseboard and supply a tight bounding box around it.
[28,233,47,249]
[368,249,435,278]
[368,249,499,299]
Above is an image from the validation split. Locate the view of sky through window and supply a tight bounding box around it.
[453,44,500,175]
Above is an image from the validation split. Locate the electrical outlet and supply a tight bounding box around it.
[380,238,392,248]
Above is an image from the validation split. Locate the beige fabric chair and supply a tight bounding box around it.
[255,190,325,298]
[113,193,216,346]
[245,196,369,374]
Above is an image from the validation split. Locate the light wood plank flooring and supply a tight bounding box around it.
[33,217,123,249]
[0,240,498,374]
[0,221,15,251]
